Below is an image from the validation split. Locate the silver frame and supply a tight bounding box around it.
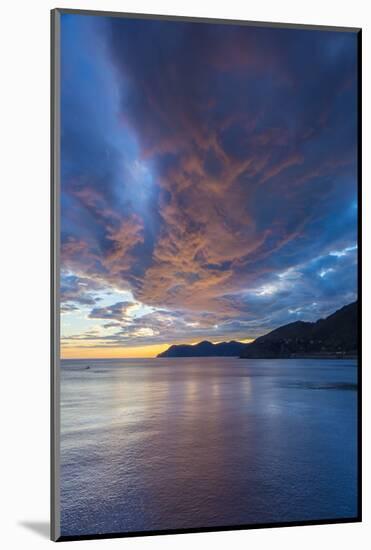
[51,9,61,542]
[51,8,362,542]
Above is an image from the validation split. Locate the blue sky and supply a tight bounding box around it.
[59,14,358,357]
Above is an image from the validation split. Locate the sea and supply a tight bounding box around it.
[59,357,358,537]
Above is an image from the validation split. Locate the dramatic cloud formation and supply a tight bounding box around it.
[60,14,358,357]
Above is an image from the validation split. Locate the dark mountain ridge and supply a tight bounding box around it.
[157,302,358,359]
[157,340,246,358]
[240,301,358,358]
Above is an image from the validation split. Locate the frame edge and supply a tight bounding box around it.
[51,7,61,543]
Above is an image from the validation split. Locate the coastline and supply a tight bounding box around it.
[240,353,358,360]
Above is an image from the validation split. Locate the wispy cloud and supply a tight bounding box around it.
[60,15,358,353]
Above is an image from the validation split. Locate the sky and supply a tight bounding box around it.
[60,14,358,359]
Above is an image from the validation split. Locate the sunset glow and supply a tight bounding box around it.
[60,15,357,359]
[61,343,170,360]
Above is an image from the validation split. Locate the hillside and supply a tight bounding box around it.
[240,301,358,359]
[157,340,246,358]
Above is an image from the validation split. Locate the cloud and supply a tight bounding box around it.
[102,214,144,273]
[60,273,104,309]
[88,301,136,321]
[60,15,358,346]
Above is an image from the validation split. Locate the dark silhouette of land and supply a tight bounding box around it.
[240,301,357,358]
[158,340,246,358]
[157,302,358,359]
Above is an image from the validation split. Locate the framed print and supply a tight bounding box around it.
[51,8,362,542]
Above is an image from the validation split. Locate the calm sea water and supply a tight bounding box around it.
[60,358,358,537]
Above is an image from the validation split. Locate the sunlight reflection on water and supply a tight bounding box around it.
[60,357,357,536]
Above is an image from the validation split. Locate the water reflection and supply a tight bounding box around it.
[60,357,357,536]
